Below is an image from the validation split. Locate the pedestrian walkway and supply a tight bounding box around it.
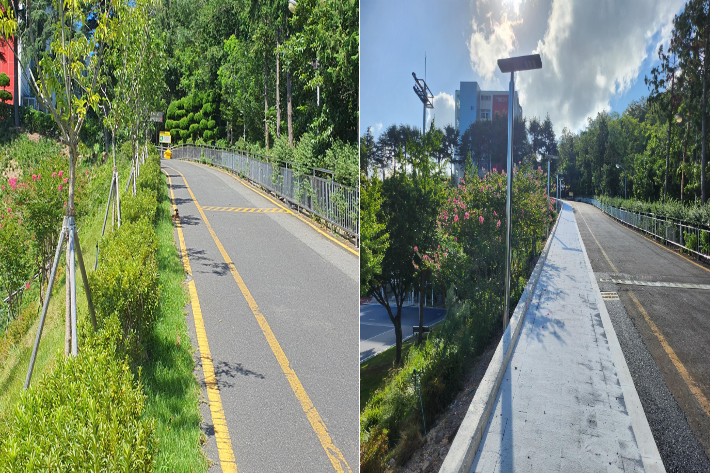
[451,202,663,472]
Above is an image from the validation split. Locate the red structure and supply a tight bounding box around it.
[0,39,15,104]
[491,94,509,118]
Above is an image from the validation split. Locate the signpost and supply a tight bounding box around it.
[159,131,171,144]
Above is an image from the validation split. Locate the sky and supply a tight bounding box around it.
[360,0,687,139]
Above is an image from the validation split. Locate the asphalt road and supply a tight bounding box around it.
[162,160,358,473]
[359,305,446,362]
[572,201,710,472]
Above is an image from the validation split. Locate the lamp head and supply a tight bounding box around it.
[288,0,297,13]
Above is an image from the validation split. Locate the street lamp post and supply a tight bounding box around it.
[497,54,542,330]
[616,163,627,200]
[541,154,558,213]
[412,71,434,135]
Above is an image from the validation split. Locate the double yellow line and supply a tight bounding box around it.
[164,166,352,473]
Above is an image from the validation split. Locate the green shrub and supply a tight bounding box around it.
[137,155,162,195]
[122,189,158,224]
[360,427,389,473]
[90,218,160,362]
[19,108,56,136]
[0,331,156,471]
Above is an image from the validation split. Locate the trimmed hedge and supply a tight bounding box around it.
[0,323,155,471]
[90,217,160,362]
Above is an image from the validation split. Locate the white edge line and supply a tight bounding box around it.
[573,204,666,473]
[440,205,562,473]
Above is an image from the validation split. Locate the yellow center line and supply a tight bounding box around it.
[627,291,710,417]
[162,169,238,473]
[574,201,710,418]
[187,160,359,256]
[166,165,352,473]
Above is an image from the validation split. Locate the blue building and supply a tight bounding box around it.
[454,81,522,135]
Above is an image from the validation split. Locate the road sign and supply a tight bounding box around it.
[159,131,171,144]
[150,111,164,123]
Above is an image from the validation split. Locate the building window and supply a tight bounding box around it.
[481,95,491,101]
[481,110,490,120]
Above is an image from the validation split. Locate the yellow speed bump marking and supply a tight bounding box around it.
[163,169,238,473]
[188,160,359,257]
[167,166,352,473]
[202,206,291,213]
[574,201,710,418]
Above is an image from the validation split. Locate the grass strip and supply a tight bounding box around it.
[141,169,207,472]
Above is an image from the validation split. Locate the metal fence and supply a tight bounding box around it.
[168,144,359,242]
[578,197,710,262]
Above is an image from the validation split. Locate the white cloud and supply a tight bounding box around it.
[468,13,521,88]
[375,122,383,133]
[427,92,455,129]
[515,0,685,134]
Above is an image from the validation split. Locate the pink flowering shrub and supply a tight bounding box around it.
[419,162,553,317]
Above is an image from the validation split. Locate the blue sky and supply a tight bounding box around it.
[361,0,686,138]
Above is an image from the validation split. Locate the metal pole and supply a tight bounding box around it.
[68,219,78,356]
[74,231,97,332]
[25,225,66,389]
[504,71,515,329]
[115,171,121,227]
[413,368,426,435]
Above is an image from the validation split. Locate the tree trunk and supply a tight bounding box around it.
[665,69,674,203]
[394,310,403,365]
[703,16,709,204]
[276,27,281,139]
[264,53,269,149]
[682,122,689,204]
[287,70,293,147]
[67,147,76,217]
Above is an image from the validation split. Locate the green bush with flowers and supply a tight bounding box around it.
[361,162,556,468]
[0,160,89,329]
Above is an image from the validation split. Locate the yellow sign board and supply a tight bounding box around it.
[159,131,171,144]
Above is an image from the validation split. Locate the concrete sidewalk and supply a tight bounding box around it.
[447,202,663,473]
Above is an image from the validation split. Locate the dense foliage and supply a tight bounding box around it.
[156,0,358,183]
[361,114,556,180]
[360,157,554,468]
[0,323,155,471]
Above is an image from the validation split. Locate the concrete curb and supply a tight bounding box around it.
[440,210,562,473]
[573,203,666,473]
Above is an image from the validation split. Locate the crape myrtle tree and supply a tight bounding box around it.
[362,127,446,365]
